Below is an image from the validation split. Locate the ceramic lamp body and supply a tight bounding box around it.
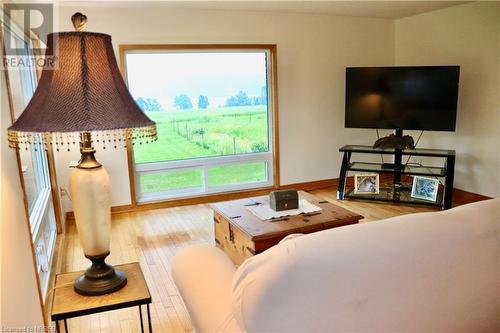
[69,165,111,256]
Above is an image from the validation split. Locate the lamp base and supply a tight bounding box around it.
[74,252,127,296]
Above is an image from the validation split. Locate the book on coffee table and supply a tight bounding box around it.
[246,199,322,220]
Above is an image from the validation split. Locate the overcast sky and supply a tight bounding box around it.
[125,52,267,110]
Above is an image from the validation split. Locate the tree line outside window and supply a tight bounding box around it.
[135,86,267,112]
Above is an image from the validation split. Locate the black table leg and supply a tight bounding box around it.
[139,305,144,333]
[55,321,60,333]
[337,152,351,199]
[147,304,153,333]
[64,319,68,333]
[443,155,455,209]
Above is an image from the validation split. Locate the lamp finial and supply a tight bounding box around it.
[71,12,87,32]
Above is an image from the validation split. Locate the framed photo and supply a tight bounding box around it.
[411,176,439,202]
[354,173,379,194]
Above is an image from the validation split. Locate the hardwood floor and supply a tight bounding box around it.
[60,187,439,332]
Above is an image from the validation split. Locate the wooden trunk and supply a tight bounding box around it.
[212,191,363,266]
[214,211,256,265]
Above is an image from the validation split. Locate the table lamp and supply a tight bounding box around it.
[7,13,157,295]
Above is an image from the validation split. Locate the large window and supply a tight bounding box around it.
[4,23,57,298]
[122,46,277,202]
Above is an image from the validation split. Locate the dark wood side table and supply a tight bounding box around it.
[51,262,152,333]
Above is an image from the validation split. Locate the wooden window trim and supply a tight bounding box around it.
[0,23,47,326]
[118,44,280,207]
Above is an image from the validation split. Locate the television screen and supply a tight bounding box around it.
[345,66,460,131]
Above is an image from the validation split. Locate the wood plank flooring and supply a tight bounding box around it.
[60,187,438,333]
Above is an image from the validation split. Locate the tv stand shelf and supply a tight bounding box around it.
[348,162,446,177]
[344,187,444,208]
[337,145,455,209]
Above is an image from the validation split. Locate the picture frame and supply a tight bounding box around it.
[354,173,379,194]
[411,176,440,202]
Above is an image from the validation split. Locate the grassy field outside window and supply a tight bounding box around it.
[124,48,275,199]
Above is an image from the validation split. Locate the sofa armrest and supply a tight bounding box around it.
[172,244,238,333]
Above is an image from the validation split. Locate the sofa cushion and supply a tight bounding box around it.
[172,244,242,333]
[232,199,500,332]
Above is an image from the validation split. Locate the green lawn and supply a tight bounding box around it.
[140,169,203,193]
[140,162,267,193]
[134,105,269,164]
[135,106,269,193]
[208,162,266,186]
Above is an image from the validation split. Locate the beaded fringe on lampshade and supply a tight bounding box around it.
[7,31,157,151]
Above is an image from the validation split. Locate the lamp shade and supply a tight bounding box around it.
[7,31,156,149]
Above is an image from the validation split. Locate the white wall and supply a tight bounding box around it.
[53,3,500,212]
[395,1,500,197]
[1,71,44,328]
[54,6,395,212]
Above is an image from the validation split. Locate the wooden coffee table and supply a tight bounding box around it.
[211,191,363,265]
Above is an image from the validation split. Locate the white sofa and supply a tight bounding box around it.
[172,199,499,332]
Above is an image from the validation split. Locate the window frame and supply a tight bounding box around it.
[119,44,280,205]
[6,24,53,235]
[2,19,59,302]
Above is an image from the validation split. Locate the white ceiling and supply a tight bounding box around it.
[57,1,469,19]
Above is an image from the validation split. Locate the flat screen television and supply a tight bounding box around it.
[345,66,460,131]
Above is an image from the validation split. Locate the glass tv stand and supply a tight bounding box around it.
[337,145,456,209]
